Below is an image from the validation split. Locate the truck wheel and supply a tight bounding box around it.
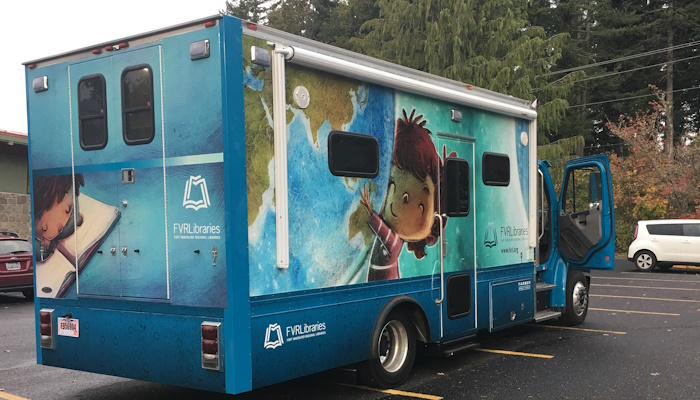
[634,251,656,272]
[359,311,416,388]
[560,270,589,326]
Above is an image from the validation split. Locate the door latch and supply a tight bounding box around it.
[122,246,128,256]
[110,246,117,256]
[212,246,218,266]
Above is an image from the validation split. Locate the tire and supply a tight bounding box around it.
[22,289,34,299]
[359,310,416,388]
[656,263,673,271]
[560,270,589,326]
[634,251,657,272]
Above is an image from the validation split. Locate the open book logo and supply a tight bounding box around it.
[264,323,284,349]
[183,175,211,211]
[484,225,498,248]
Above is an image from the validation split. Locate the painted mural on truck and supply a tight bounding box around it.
[30,27,228,307]
[243,36,531,297]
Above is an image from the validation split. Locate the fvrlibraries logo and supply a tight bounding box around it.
[183,175,211,211]
[484,224,498,248]
[264,323,284,349]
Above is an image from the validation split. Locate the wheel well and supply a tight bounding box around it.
[378,297,431,344]
[634,249,656,260]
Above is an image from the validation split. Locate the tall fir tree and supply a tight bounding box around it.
[352,0,577,139]
[225,0,269,23]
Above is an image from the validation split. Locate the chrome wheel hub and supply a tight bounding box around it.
[572,281,588,317]
[378,320,409,373]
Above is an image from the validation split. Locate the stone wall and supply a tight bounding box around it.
[0,192,31,240]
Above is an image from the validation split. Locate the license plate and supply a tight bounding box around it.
[57,318,79,338]
[5,262,20,271]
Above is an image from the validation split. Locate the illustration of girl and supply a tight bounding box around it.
[359,109,447,281]
[33,174,84,261]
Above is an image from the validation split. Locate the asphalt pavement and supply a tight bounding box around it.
[1,258,699,399]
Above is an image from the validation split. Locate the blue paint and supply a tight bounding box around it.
[220,15,253,394]
[24,13,616,397]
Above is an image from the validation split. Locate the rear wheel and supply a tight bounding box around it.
[560,270,589,326]
[359,310,416,388]
[634,251,657,272]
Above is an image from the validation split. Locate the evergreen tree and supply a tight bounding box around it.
[317,0,380,49]
[352,0,577,139]
[225,0,269,23]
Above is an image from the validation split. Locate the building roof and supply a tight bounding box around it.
[0,129,28,146]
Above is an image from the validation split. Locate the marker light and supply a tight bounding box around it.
[201,322,222,371]
[39,309,55,349]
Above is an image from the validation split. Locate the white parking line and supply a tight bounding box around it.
[535,324,627,335]
[595,276,700,284]
[592,294,700,303]
[589,307,680,316]
[593,284,700,291]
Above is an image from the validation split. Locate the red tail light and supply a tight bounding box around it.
[201,322,221,371]
[39,309,55,349]
[633,224,639,241]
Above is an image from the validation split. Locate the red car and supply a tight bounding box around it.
[0,232,34,299]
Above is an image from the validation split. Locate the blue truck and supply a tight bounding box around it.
[24,14,615,394]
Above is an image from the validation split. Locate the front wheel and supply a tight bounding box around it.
[634,251,657,272]
[560,270,589,326]
[359,311,416,388]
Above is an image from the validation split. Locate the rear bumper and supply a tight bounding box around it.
[0,272,34,292]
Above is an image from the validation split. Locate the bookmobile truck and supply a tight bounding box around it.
[24,14,615,394]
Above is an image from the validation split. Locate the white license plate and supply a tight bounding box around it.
[5,262,20,271]
[57,318,79,338]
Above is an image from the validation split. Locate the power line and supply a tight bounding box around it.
[568,85,700,109]
[532,53,700,93]
[538,39,700,78]
[574,54,700,83]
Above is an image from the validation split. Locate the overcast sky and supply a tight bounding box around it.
[0,0,228,135]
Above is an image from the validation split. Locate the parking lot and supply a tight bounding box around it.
[1,258,699,400]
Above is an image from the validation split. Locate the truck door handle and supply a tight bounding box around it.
[111,246,117,256]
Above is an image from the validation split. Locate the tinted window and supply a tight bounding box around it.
[682,223,700,237]
[482,152,509,186]
[445,158,469,216]
[328,131,379,178]
[646,224,683,236]
[122,65,155,144]
[78,74,108,150]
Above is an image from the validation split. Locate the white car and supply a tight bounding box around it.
[627,220,700,271]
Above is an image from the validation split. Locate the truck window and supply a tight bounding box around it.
[482,152,509,186]
[78,74,108,150]
[327,131,379,178]
[121,64,155,145]
[445,158,469,216]
[562,167,601,215]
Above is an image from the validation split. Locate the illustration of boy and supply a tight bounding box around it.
[359,109,447,281]
[33,174,85,261]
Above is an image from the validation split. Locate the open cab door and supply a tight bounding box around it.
[558,155,615,270]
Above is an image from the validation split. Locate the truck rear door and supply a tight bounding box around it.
[557,155,615,270]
